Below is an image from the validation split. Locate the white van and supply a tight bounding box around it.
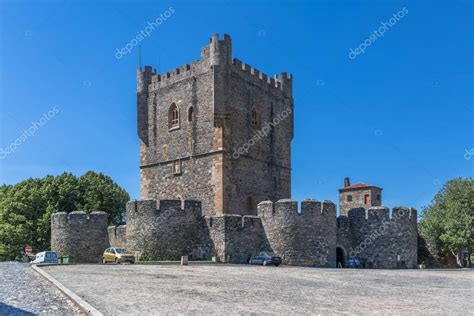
[31,251,58,264]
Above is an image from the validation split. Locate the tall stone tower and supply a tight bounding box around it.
[137,33,294,216]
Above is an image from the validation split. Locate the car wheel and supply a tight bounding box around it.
[274,263,280,267]
[102,258,107,264]
[115,258,120,264]
[263,260,267,266]
[131,261,135,264]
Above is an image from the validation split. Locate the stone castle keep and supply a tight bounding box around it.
[51,34,418,268]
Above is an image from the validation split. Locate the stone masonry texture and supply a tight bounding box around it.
[51,211,109,263]
[51,34,419,268]
[137,33,293,216]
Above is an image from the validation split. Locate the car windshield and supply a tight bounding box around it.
[115,248,125,254]
[261,252,276,256]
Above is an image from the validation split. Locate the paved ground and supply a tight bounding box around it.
[41,263,474,315]
[0,262,81,315]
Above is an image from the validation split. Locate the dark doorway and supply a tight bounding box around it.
[336,247,345,268]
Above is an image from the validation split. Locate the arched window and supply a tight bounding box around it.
[246,197,254,211]
[169,103,179,129]
[188,106,195,122]
[251,107,259,127]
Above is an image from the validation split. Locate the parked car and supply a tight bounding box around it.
[249,252,282,266]
[347,258,360,268]
[102,247,135,264]
[31,251,58,264]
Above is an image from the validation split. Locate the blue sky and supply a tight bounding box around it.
[0,0,472,213]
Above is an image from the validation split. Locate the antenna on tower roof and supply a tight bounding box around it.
[138,45,142,68]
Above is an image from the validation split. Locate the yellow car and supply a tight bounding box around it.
[102,247,135,264]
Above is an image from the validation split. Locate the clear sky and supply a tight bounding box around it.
[0,0,472,213]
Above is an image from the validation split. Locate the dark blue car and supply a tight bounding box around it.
[347,258,361,268]
[249,252,282,266]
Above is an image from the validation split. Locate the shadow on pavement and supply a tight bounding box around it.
[0,302,35,315]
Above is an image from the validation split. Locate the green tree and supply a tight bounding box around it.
[419,178,474,267]
[78,171,129,223]
[0,172,130,261]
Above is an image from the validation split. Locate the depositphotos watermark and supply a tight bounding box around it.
[232,107,292,159]
[115,6,175,60]
[465,148,474,160]
[349,7,408,60]
[0,107,59,159]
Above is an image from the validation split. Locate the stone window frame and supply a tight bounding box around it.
[172,160,182,175]
[168,103,180,131]
[188,106,196,122]
[364,194,370,205]
[246,196,254,211]
[347,195,352,202]
[251,106,260,128]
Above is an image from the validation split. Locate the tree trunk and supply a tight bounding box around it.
[451,249,464,268]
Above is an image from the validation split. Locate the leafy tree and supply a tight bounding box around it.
[78,171,129,223]
[0,172,129,261]
[419,178,474,267]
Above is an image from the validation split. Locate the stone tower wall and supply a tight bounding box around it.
[258,199,337,267]
[337,206,418,268]
[51,211,109,263]
[138,58,217,216]
[221,59,293,215]
[137,33,293,216]
[124,199,201,260]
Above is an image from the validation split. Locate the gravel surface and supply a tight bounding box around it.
[42,263,474,315]
[0,262,81,315]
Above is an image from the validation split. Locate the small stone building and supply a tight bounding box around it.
[338,177,383,216]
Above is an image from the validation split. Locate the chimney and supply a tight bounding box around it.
[344,177,350,188]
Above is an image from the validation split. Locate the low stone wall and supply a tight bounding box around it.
[125,199,201,260]
[206,215,270,263]
[50,199,420,269]
[51,211,109,263]
[108,225,127,249]
[337,206,418,269]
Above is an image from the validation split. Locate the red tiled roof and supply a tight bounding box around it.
[339,183,382,191]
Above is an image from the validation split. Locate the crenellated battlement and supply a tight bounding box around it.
[392,206,417,222]
[147,61,205,91]
[232,58,292,95]
[344,206,417,225]
[52,211,108,227]
[126,198,202,219]
[139,33,291,95]
[368,207,390,222]
[257,199,336,219]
